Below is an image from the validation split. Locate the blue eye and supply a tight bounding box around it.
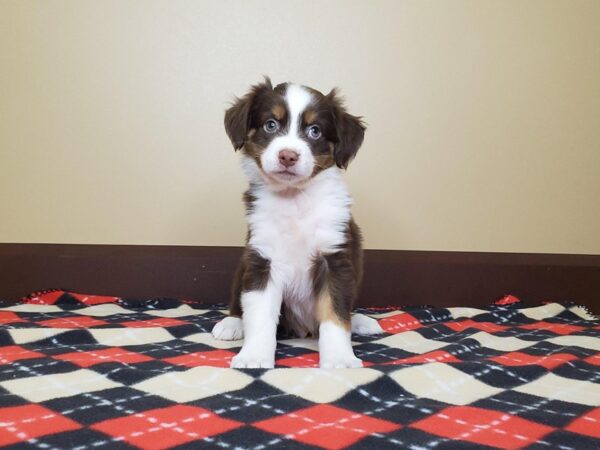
[307,125,321,139]
[264,119,280,133]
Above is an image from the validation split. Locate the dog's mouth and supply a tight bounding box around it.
[274,170,297,178]
[263,168,308,187]
[266,168,301,181]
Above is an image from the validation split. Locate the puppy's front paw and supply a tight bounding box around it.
[231,351,274,369]
[319,355,363,369]
[351,314,384,335]
[212,316,243,341]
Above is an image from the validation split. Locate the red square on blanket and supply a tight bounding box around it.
[411,406,554,449]
[253,404,399,450]
[565,407,600,439]
[164,350,236,368]
[385,350,460,365]
[25,290,65,304]
[0,312,26,325]
[584,353,600,366]
[445,319,507,333]
[379,313,421,333]
[38,316,108,328]
[489,351,578,370]
[0,405,81,446]
[70,293,120,305]
[0,346,45,364]
[54,348,154,367]
[276,352,320,367]
[121,318,188,328]
[91,405,242,450]
[519,321,584,335]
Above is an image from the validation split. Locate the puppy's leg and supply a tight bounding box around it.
[351,314,384,335]
[212,316,243,340]
[315,253,362,369]
[212,255,245,341]
[231,281,282,368]
[317,290,362,368]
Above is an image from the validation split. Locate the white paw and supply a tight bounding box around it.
[212,316,244,341]
[351,314,384,335]
[320,355,363,369]
[231,351,274,369]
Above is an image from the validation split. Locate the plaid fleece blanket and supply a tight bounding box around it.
[0,291,599,449]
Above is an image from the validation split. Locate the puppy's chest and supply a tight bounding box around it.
[251,198,345,259]
[247,191,349,273]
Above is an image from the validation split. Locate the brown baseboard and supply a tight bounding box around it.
[0,244,598,312]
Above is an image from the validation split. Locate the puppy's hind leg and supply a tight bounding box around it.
[212,250,247,341]
[212,316,244,340]
[351,313,384,335]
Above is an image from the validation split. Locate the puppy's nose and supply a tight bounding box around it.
[278,149,299,168]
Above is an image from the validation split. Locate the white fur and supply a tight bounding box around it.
[351,313,384,335]
[231,282,282,368]
[229,163,354,368]
[212,316,243,340]
[261,135,314,181]
[319,321,362,368]
[286,84,313,133]
[246,164,352,331]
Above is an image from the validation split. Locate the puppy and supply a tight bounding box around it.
[212,78,382,368]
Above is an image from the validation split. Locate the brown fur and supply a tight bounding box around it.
[242,142,265,168]
[303,109,317,124]
[312,143,336,177]
[316,290,351,331]
[316,219,363,327]
[272,104,286,121]
[229,247,270,317]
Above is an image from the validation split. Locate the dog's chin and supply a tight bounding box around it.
[264,169,309,188]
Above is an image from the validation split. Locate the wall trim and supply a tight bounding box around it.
[0,244,598,311]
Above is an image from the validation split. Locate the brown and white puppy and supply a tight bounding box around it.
[212,78,382,368]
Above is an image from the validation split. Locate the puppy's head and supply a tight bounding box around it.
[224,77,365,188]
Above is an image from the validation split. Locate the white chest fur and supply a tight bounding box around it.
[246,167,352,311]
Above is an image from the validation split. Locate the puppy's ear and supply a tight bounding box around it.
[224,77,273,150]
[327,89,366,169]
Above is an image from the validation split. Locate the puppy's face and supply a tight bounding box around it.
[224,78,365,188]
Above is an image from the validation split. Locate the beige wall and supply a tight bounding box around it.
[1,0,599,254]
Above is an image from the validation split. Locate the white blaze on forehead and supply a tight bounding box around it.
[285,84,313,137]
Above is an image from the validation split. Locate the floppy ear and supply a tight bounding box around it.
[328,89,366,169]
[224,77,273,150]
